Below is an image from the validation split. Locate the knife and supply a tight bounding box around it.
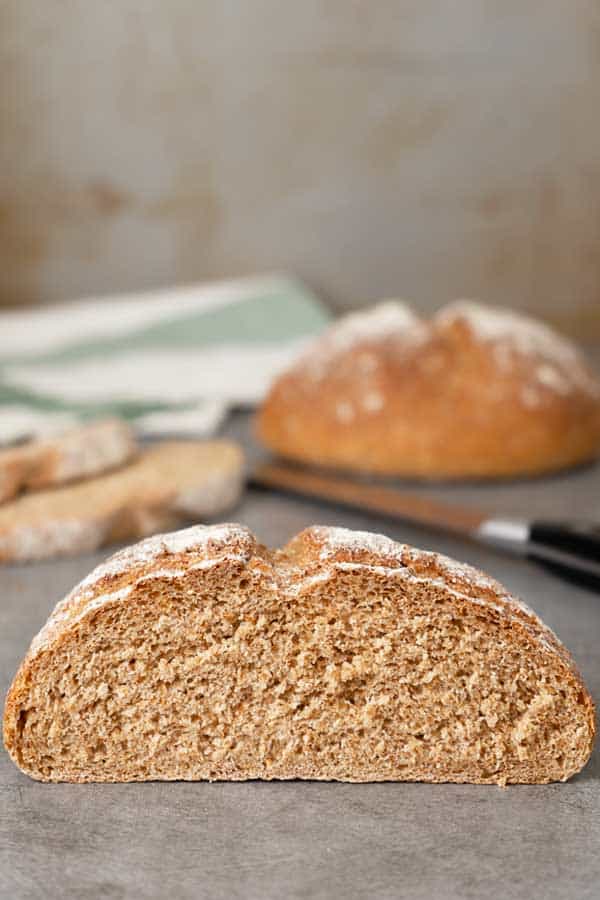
[250,461,600,591]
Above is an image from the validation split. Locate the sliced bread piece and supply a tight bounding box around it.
[0,441,243,563]
[3,523,594,783]
[0,419,136,503]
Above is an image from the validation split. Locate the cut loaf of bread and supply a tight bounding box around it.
[257,300,600,478]
[0,419,136,504]
[4,523,594,783]
[0,441,243,563]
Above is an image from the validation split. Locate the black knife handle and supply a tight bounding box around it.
[527,521,600,592]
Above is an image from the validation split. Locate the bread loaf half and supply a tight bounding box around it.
[0,441,243,563]
[0,418,136,503]
[257,300,600,478]
[4,524,594,783]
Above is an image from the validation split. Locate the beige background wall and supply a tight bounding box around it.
[1,1,599,334]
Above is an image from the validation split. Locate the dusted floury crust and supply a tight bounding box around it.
[0,418,136,503]
[4,524,594,784]
[0,441,244,563]
[256,300,600,479]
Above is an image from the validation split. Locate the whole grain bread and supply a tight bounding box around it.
[257,300,600,479]
[3,523,594,783]
[0,419,136,503]
[0,441,244,563]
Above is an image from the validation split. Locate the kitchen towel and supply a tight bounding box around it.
[0,273,330,444]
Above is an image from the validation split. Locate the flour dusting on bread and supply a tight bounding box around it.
[302,301,426,381]
[309,524,407,562]
[437,300,599,399]
[326,301,424,350]
[0,442,244,564]
[303,525,541,624]
[78,523,253,589]
[0,418,136,504]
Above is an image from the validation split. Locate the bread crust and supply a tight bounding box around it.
[257,301,600,478]
[4,523,595,783]
[0,419,136,503]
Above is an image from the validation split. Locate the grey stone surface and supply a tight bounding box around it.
[1,414,599,899]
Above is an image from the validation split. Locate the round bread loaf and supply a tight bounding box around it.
[257,300,600,479]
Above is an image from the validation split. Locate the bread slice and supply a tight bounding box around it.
[0,419,136,503]
[4,524,594,783]
[257,300,600,479]
[0,441,243,563]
